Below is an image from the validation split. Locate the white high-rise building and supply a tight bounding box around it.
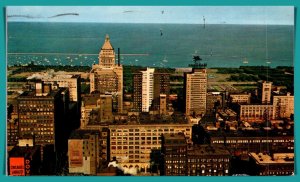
[141,68,155,112]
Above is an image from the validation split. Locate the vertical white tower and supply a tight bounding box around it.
[141,68,155,112]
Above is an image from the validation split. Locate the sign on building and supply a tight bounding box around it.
[69,140,83,167]
[9,157,25,176]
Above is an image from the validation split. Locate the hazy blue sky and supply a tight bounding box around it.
[7,6,294,25]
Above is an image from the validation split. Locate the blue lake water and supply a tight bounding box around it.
[7,22,294,68]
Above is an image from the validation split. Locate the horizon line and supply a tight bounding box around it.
[6,21,294,26]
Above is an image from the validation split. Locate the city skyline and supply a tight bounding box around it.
[6,6,295,176]
[7,6,294,25]
[7,33,295,176]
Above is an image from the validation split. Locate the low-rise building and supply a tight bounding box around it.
[161,132,231,176]
[239,104,275,122]
[108,115,192,173]
[210,129,294,158]
[68,130,103,175]
[248,152,294,176]
[162,133,187,176]
[187,145,231,176]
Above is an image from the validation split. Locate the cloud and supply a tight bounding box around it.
[6,6,294,25]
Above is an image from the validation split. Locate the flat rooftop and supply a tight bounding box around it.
[249,152,294,164]
[69,129,100,139]
[208,128,294,138]
[187,145,231,156]
[9,146,40,158]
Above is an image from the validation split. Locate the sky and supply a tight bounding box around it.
[6,6,294,25]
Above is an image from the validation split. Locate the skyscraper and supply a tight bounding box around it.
[17,82,68,151]
[90,35,123,113]
[184,68,207,116]
[141,68,155,112]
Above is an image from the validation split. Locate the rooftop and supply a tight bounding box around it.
[138,112,188,124]
[9,146,40,158]
[82,94,101,106]
[69,129,100,139]
[208,127,294,138]
[164,133,186,141]
[187,145,231,156]
[249,152,294,164]
[17,88,62,98]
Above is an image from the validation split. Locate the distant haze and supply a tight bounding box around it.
[6,6,294,25]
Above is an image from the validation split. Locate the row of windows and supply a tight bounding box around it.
[21,133,54,139]
[20,112,54,116]
[19,101,53,104]
[111,132,189,137]
[20,120,54,124]
[111,128,190,133]
[35,140,54,143]
[20,127,53,131]
[188,158,229,162]
[19,104,54,108]
[112,136,161,140]
[213,139,294,144]
[241,106,274,110]
[111,141,162,145]
[20,129,54,135]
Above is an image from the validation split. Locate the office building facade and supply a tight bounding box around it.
[90,35,123,113]
[184,68,207,116]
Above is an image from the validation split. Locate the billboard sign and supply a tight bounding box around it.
[9,157,25,176]
[69,140,83,167]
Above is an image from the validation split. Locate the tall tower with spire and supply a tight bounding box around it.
[90,34,123,113]
[98,34,116,67]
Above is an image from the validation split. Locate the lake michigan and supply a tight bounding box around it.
[7,22,294,68]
